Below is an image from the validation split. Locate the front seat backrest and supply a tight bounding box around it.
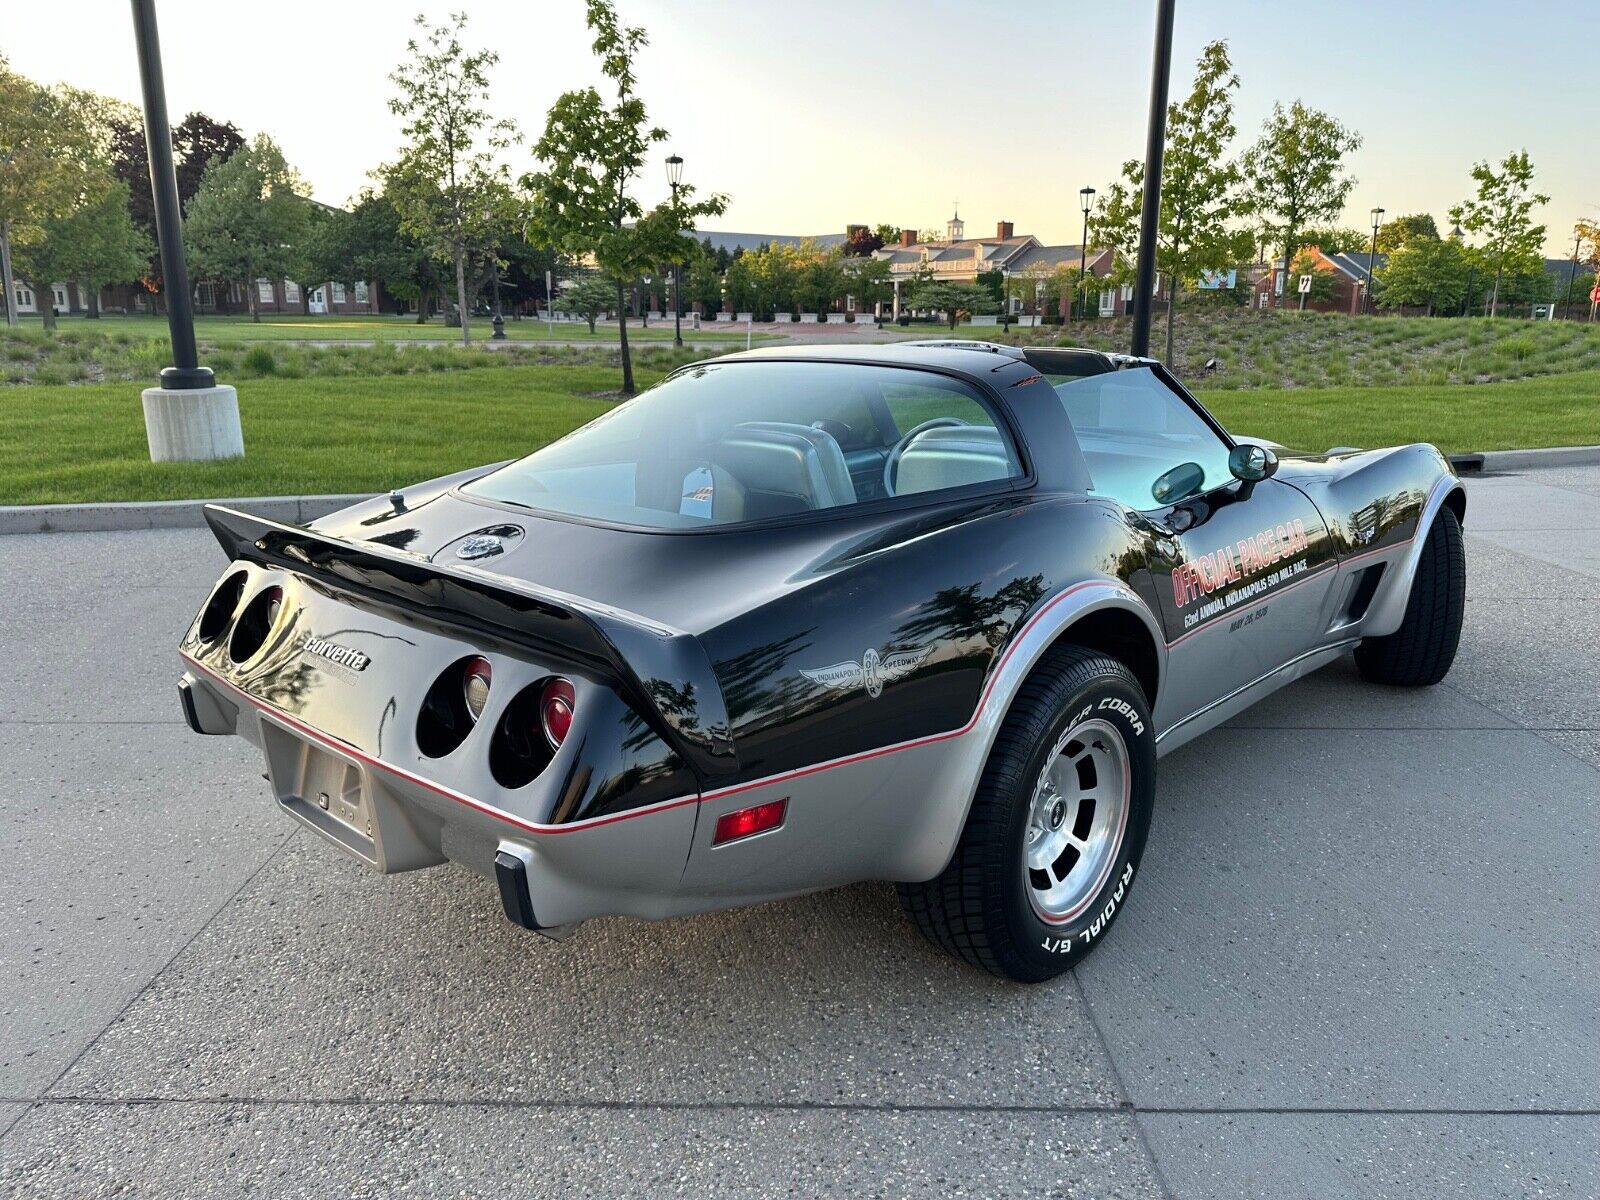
[714,424,850,518]
[736,422,856,506]
[894,425,1013,496]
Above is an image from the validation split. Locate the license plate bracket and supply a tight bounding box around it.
[261,717,381,868]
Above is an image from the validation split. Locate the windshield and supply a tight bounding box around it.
[463,361,1022,528]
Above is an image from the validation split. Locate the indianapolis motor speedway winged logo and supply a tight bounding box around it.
[801,646,932,699]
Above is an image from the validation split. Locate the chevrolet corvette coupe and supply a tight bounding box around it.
[177,343,1466,982]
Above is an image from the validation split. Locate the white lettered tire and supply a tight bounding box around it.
[897,644,1156,982]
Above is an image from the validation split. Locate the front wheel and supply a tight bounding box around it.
[897,645,1156,983]
[1355,505,1465,687]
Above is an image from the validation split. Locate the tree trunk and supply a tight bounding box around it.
[415,284,429,324]
[586,315,596,334]
[1280,230,1298,310]
[1489,262,1503,318]
[615,278,635,396]
[455,245,470,346]
[40,286,57,332]
[1163,276,1178,366]
[1,221,18,326]
[87,286,101,319]
[248,277,260,323]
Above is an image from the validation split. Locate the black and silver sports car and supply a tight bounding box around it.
[178,342,1466,982]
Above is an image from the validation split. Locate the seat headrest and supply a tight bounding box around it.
[894,425,1013,496]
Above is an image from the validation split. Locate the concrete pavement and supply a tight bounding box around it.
[0,467,1595,1198]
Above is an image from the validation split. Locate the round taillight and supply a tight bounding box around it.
[540,679,576,749]
[462,657,492,721]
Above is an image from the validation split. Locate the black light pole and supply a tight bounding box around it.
[130,0,210,389]
[1563,230,1583,318]
[1366,206,1384,314]
[1129,0,1175,358]
[665,154,684,348]
[1077,186,1095,323]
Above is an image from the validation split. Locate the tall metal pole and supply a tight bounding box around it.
[1366,207,1383,315]
[130,0,211,388]
[1129,0,1174,358]
[1077,192,1093,323]
[1563,232,1582,318]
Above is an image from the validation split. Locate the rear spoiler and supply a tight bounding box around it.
[203,505,738,783]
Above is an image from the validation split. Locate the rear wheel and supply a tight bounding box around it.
[897,645,1155,983]
[1355,505,1465,687]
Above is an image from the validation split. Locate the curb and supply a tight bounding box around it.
[1448,444,1600,475]
[0,494,372,536]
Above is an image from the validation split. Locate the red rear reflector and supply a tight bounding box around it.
[539,678,576,749]
[713,798,788,845]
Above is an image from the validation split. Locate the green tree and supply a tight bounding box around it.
[323,189,438,320]
[846,254,891,320]
[0,59,110,325]
[386,12,518,344]
[1300,225,1369,254]
[1376,237,1469,315]
[1241,100,1363,310]
[1091,41,1252,361]
[793,250,845,314]
[906,280,996,329]
[556,272,615,332]
[523,0,726,393]
[14,180,150,326]
[1375,213,1439,253]
[1449,151,1549,317]
[184,134,309,322]
[684,251,723,314]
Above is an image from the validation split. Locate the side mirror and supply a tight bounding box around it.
[1228,442,1278,483]
[1151,461,1206,507]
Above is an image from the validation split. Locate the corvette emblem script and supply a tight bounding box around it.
[301,635,371,672]
[801,646,931,699]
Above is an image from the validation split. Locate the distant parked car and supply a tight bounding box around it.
[177,342,1465,982]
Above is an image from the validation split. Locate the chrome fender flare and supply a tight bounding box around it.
[1360,475,1465,638]
[901,580,1166,881]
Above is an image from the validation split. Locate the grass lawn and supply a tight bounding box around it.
[2,366,1596,507]
[26,313,769,344]
[910,309,1600,390]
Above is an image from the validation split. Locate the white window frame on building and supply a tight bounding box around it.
[353,281,369,304]
[52,284,69,311]
[330,282,347,304]
[284,281,301,304]
[13,284,36,313]
[257,279,275,304]
[194,281,214,307]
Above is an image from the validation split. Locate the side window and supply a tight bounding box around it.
[1050,367,1233,511]
[879,379,1001,439]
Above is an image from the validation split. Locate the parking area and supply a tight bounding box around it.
[1,465,1596,1199]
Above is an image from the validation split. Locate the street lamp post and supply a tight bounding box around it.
[1129,0,1175,358]
[1563,230,1584,318]
[1077,186,1096,323]
[665,154,684,348]
[1035,279,1044,326]
[1000,266,1010,333]
[1366,206,1384,315]
[129,0,242,462]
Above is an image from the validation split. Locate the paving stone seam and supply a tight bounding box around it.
[6,1097,1599,1117]
[2,827,303,1148]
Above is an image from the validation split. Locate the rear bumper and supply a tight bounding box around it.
[178,663,704,928]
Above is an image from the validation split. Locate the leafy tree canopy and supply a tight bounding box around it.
[522,0,726,392]
[1449,150,1549,316]
[184,134,309,322]
[1241,100,1362,309]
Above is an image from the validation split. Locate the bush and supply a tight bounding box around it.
[240,345,278,376]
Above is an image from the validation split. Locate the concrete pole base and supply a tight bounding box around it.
[141,385,244,462]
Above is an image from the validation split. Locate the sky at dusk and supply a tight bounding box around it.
[10,0,1598,255]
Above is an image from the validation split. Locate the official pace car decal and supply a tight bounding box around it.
[801,646,932,699]
[1170,518,1317,634]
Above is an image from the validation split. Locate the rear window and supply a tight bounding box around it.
[462,361,1022,528]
